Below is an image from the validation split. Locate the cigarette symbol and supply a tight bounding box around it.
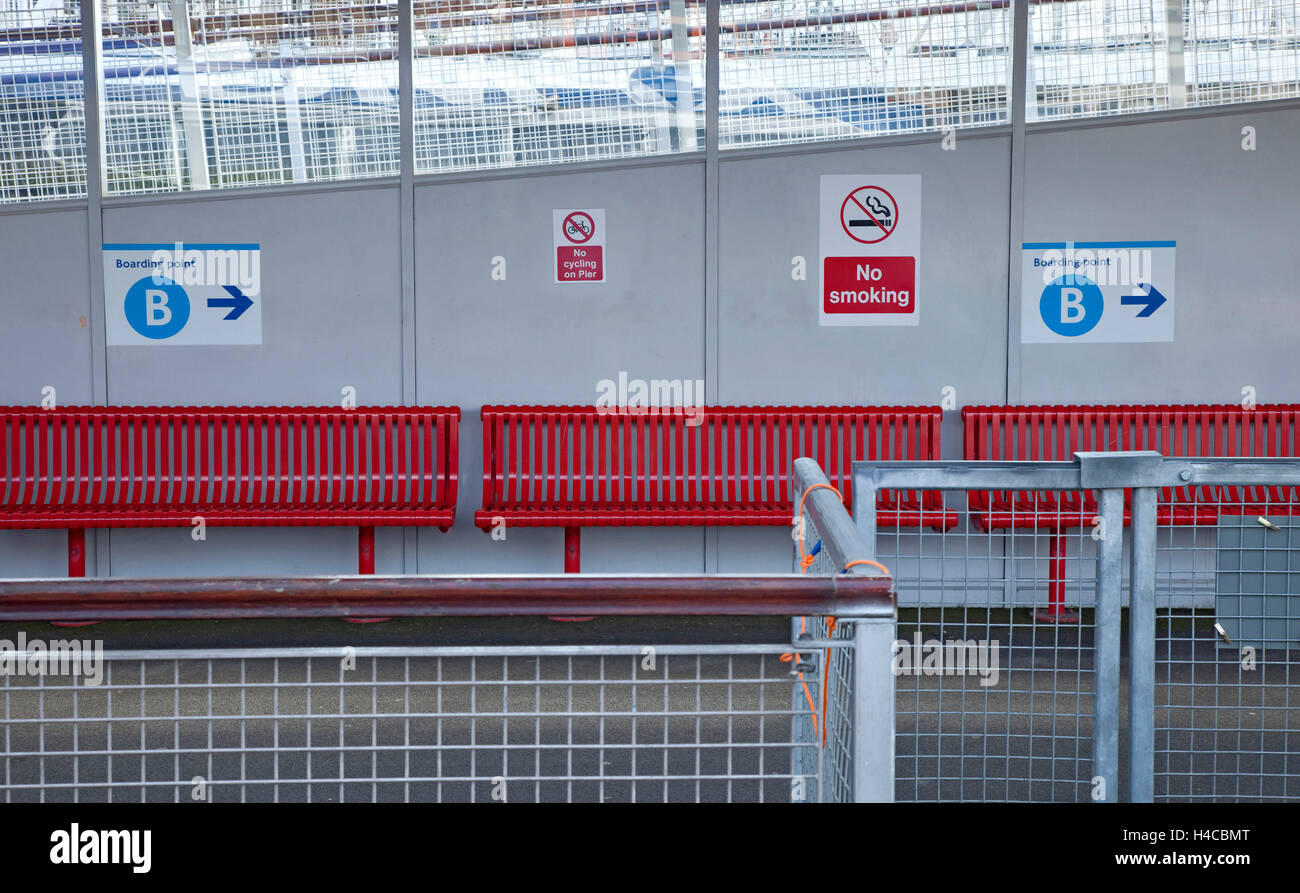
[850,195,892,228]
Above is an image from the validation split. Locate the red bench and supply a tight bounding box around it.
[0,406,460,577]
[474,405,956,570]
[962,404,1300,620]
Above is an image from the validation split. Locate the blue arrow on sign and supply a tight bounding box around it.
[207,285,253,321]
[1121,282,1167,318]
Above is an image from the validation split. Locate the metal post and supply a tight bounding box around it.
[702,0,720,575]
[1166,0,1187,109]
[171,1,211,189]
[789,637,816,801]
[853,615,896,802]
[668,0,698,152]
[399,0,417,573]
[282,71,308,183]
[1004,0,1031,403]
[82,0,107,577]
[1127,486,1157,802]
[1092,487,1123,802]
[851,468,878,558]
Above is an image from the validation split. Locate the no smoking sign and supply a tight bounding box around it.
[819,175,921,327]
[554,208,605,283]
[840,186,899,244]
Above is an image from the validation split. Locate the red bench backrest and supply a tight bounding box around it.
[962,404,1300,512]
[0,406,459,525]
[479,405,943,516]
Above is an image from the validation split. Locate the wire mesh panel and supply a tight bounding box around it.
[877,506,1098,801]
[719,0,1011,148]
[0,2,87,203]
[412,0,705,173]
[1185,0,1300,106]
[1155,493,1300,801]
[0,645,845,803]
[99,1,401,195]
[1031,0,1300,121]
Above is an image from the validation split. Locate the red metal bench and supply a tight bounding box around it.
[961,404,1300,620]
[1,406,460,577]
[474,405,956,570]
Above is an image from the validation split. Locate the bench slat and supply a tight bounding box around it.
[0,406,460,530]
[474,405,956,530]
[962,404,1300,529]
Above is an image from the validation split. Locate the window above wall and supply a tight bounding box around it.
[1,0,1296,204]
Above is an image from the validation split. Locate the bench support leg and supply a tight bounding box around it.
[358,526,375,574]
[552,527,593,621]
[1034,533,1080,624]
[564,526,580,574]
[67,528,85,577]
[348,526,389,624]
[52,528,99,628]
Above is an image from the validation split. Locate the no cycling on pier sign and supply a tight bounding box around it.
[554,209,605,283]
[820,175,921,327]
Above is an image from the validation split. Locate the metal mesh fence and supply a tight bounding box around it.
[854,453,1300,803]
[718,0,1012,148]
[2,1,1297,202]
[1154,495,1300,802]
[1,646,831,803]
[98,1,401,195]
[790,457,896,803]
[876,501,1098,802]
[1031,0,1300,121]
[0,2,87,202]
[412,1,704,172]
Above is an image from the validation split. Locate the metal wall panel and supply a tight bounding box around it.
[99,185,405,576]
[1020,105,1300,402]
[414,161,708,573]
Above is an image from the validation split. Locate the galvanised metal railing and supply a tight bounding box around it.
[0,567,896,802]
[853,450,1300,803]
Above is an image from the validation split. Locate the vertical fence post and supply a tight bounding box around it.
[851,468,878,558]
[1092,487,1124,802]
[853,615,896,803]
[1127,486,1157,802]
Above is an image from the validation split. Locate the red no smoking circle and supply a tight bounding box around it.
[840,186,899,244]
[562,212,596,244]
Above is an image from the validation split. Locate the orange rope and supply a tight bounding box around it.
[780,618,818,738]
[795,483,842,573]
[843,558,891,575]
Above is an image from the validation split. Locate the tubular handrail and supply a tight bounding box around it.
[0,573,894,622]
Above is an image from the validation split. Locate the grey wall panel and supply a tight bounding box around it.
[716,135,1012,408]
[414,161,708,573]
[1020,106,1300,403]
[715,136,1011,573]
[0,208,92,576]
[0,208,93,404]
[107,527,380,578]
[102,186,403,405]
[100,185,405,576]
